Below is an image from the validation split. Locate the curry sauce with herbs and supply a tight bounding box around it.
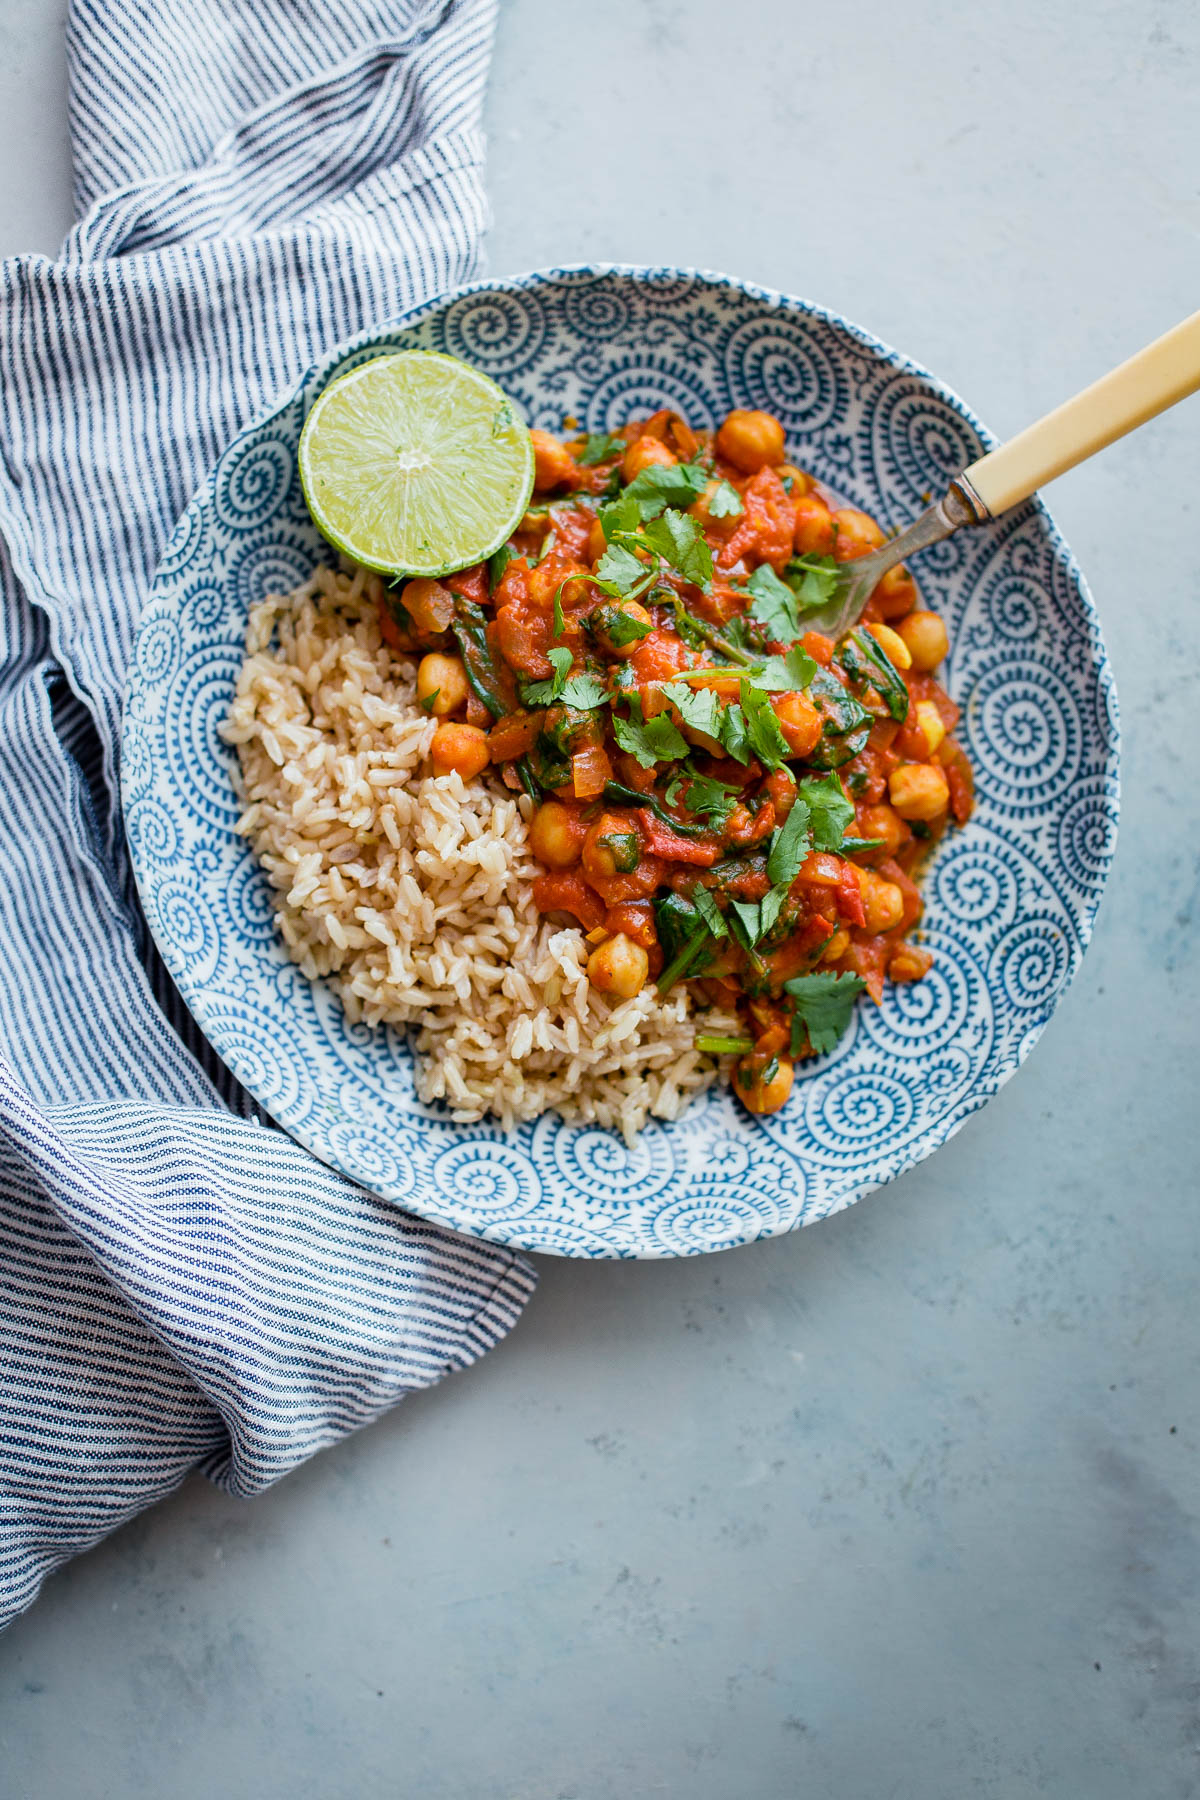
[377,406,973,1116]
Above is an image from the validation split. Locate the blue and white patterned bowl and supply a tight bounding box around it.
[121,267,1119,1258]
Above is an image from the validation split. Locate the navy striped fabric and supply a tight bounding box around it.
[0,0,535,1633]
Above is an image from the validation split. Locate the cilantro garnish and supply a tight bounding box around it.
[708,479,743,519]
[747,563,801,642]
[660,680,723,744]
[766,799,812,887]
[785,555,842,612]
[594,543,648,595]
[784,971,867,1056]
[623,460,708,519]
[519,645,572,706]
[640,509,714,589]
[738,679,791,769]
[664,768,738,826]
[521,651,609,711]
[591,603,652,647]
[612,694,688,768]
[419,689,440,714]
[577,432,626,465]
[696,1034,753,1055]
[756,644,818,693]
[796,771,854,852]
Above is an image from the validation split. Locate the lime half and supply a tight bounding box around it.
[298,350,535,577]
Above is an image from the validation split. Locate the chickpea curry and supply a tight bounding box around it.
[378,406,974,1117]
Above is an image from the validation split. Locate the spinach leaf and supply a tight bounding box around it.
[838,628,910,723]
[449,598,510,718]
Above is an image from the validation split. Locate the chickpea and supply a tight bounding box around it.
[430,721,490,781]
[793,492,836,556]
[530,428,576,491]
[587,932,649,999]
[864,621,912,670]
[857,803,907,859]
[914,699,946,755]
[587,518,608,564]
[896,609,948,671]
[582,811,638,883]
[735,1050,795,1115]
[528,800,583,868]
[889,762,950,822]
[873,565,918,620]
[771,690,823,758]
[832,508,886,559]
[593,599,652,659]
[858,867,906,934]
[716,409,785,474]
[416,652,469,717]
[821,926,850,963]
[889,944,934,983]
[622,436,676,483]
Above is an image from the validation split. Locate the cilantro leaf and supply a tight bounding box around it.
[598,491,641,541]
[739,679,791,769]
[786,555,842,613]
[487,544,514,594]
[624,461,708,519]
[560,672,610,710]
[552,585,565,640]
[756,644,818,692]
[519,645,574,706]
[708,479,743,519]
[641,509,713,589]
[577,432,625,465]
[592,603,652,646]
[661,680,724,744]
[691,885,727,938]
[594,543,649,596]
[612,694,688,768]
[759,884,787,939]
[719,701,750,763]
[747,564,801,642]
[784,971,867,1056]
[797,771,854,852]
[766,798,812,887]
[675,771,738,826]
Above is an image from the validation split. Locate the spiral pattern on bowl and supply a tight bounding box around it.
[121,268,1118,1257]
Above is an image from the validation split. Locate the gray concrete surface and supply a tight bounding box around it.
[2,3,1200,1796]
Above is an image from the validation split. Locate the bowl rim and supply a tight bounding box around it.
[122,262,1121,1257]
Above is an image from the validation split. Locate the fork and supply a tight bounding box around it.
[804,307,1200,641]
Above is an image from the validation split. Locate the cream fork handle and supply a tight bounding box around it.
[960,308,1200,518]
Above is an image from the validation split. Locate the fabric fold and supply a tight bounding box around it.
[0,0,534,1636]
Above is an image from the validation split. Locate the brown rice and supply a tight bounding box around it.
[220,562,737,1144]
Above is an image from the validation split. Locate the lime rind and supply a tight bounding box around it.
[297,350,535,578]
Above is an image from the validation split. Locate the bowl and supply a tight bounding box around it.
[121,266,1119,1258]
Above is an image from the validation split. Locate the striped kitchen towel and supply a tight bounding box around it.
[0,0,535,1633]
